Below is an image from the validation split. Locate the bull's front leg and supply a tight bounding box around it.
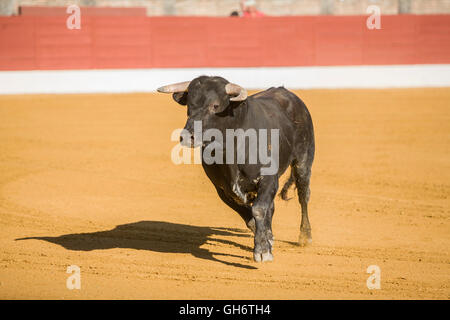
[252,176,278,262]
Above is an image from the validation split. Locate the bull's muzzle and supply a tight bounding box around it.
[180,130,202,148]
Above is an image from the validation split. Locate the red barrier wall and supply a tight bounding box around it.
[1,15,449,71]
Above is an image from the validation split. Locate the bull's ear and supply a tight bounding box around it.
[172,92,188,106]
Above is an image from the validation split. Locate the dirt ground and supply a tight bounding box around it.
[0,88,448,299]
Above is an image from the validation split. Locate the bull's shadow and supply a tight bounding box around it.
[16,220,256,269]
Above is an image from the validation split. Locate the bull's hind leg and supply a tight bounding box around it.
[292,162,312,246]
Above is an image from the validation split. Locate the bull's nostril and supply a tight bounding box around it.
[180,134,195,146]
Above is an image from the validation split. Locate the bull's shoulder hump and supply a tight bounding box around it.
[248,87,310,126]
[250,87,302,108]
[250,87,286,99]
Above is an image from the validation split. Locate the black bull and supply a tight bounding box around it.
[158,76,315,262]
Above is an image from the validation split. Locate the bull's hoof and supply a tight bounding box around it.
[298,232,312,247]
[262,251,273,262]
[253,252,262,262]
[253,251,273,262]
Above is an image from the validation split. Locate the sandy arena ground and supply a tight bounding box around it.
[0,88,449,299]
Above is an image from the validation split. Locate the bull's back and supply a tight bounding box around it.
[250,87,313,134]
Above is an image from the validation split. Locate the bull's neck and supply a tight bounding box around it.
[222,100,249,129]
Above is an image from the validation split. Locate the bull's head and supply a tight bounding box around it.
[157,76,247,148]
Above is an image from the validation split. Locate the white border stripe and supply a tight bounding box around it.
[1,64,450,94]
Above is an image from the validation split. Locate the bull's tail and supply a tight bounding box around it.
[279,166,296,201]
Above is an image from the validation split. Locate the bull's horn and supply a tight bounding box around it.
[225,83,247,101]
[157,81,191,93]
